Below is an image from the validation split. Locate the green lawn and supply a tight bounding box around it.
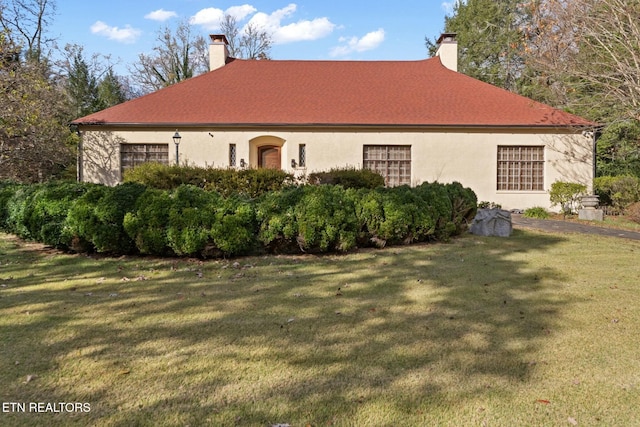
[1,229,639,426]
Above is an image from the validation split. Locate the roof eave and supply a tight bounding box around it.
[73,121,598,130]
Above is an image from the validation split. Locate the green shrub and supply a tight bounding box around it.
[445,182,478,235]
[353,181,476,246]
[594,176,617,207]
[4,184,39,239]
[549,181,587,216]
[122,163,207,190]
[356,186,435,246]
[413,182,456,240]
[523,206,550,219]
[0,181,22,230]
[308,167,385,189]
[66,183,147,254]
[294,185,358,252]
[124,163,295,198]
[594,175,640,213]
[256,187,303,253]
[210,196,258,256]
[123,188,173,255]
[165,185,221,257]
[21,182,90,248]
[208,168,296,199]
[256,185,358,253]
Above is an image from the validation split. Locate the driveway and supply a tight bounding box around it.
[511,214,640,241]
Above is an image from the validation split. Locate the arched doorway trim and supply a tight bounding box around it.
[249,135,286,169]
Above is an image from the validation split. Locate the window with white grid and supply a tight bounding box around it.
[298,144,306,167]
[120,144,168,175]
[363,145,411,187]
[229,144,237,167]
[497,146,544,191]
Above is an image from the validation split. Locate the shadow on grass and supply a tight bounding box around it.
[0,230,570,425]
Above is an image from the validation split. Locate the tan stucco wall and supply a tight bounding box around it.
[79,126,593,211]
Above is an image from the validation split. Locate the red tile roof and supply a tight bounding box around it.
[73,58,593,127]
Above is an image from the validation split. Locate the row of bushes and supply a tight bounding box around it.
[0,180,477,258]
[122,163,296,198]
[122,164,386,198]
[308,167,385,189]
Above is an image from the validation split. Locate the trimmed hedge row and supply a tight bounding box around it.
[0,180,477,258]
[122,163,296,198]
[308,166,385,189]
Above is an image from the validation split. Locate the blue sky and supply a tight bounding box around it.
[50,1,454,72]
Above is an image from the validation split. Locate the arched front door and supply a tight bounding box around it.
[258,146,281,169]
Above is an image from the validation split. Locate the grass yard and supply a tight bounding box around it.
[1,229,639,426]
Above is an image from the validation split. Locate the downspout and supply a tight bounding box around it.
[592,127,598,187]
[582,127,600,194]
[73,126,83,182]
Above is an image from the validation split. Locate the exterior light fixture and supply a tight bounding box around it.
[240,158,246,168]
[172,130,182,165]
[291,159,297,168]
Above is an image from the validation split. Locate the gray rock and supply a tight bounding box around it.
[469,208,512,237]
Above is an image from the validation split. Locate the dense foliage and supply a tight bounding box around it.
[430,0,640,179]
[0,180,477,258]
[123,163,296,198]
[308,167,385,189]
[549,181,587,216]
[426,0,527,92]
[594,175,640,214]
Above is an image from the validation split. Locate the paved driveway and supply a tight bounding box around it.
[511,214,640,241]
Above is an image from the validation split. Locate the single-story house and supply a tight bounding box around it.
[72,33,596,210]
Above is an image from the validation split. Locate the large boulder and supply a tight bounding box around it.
[469,208,512,237]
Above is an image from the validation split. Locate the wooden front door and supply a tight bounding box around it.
[258,146,281,169]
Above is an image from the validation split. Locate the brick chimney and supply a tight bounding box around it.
[209,34,229,71]
[435,33,457,72]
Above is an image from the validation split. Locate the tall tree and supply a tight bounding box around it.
[97,67,127,109]
[0,29,74,182]
[426,0,528,92]
[524,0,640,177]
[526,0,640,122]
[220,14,272,60]
[0,0,56,62]
[60,44,127,118]
[130,21,208,94]
[65,46,101,118]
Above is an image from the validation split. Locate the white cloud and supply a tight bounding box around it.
[190,4,257,30]
[227,4,258,21]
[330,28,385,57]
[90,21,141,44]
[144,9,178,22]
[243,3,296,34]
[191,3,335,44]
[190,8,225,29]
[273,17,335,43]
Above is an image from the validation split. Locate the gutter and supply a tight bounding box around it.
[72,122,596,132]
